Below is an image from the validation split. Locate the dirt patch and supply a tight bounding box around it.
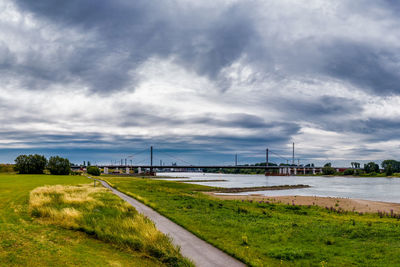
[205,193,400,214]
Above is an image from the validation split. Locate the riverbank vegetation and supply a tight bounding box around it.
[105,176,400,266]
[0,174,190,266]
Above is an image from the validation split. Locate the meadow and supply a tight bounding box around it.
[104,177,400,266]
[0,174,191,266]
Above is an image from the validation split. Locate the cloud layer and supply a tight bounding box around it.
[0,0,400,166]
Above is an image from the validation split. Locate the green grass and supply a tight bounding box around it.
[104,177,400,266]
[0,174,189,266]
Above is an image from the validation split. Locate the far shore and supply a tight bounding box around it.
[205,192,400,214]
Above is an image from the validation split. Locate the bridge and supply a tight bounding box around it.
[71,144,344,175]
[71,164,327,175]
[72,147,354,175]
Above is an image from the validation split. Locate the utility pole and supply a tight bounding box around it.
[150,146,153,173]
[292,142,295,166]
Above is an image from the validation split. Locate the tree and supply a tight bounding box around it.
[324,162,332,167]
[385,164,394,176]
[47,156,71,175]
[382,160,400,173]
[87,166,100,176]
[364,162,379,173]
[14,154,47,174]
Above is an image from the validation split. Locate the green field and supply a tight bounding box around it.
[0,174,190,266]
[104,177,400,266]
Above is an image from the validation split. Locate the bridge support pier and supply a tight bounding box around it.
[303,168,305,175]
[126,167,130,174]
[294,168,297,175]
[312,168,315,175]
[104,167,108,174]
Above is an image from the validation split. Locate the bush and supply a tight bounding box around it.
[0,164,14,173]
[14,154,47,174]
[87,166,101,176]
[322,166,335,175]
[343,169,354,175]
[354,169,364,176]
[47,156,71,175]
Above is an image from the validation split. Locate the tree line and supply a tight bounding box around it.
[14,154,102,176]
[14,154,71,175]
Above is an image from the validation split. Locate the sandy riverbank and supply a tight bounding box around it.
[205,192,400,214]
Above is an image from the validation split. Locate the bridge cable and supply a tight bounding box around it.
[269,150,290,163]
[156,150,194,166]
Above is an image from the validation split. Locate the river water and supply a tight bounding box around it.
[156,172,400,203]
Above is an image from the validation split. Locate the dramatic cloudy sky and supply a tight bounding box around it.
[1,0,400,166]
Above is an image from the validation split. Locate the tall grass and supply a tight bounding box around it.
[29,184,193,267]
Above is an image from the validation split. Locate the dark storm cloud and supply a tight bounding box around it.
[282,95,362,119]
[7,0,400,97]
[119,110,299,132]
[11,0,256,93]
[321,41,400,95]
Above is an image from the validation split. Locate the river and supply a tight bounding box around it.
[156,172,400,203]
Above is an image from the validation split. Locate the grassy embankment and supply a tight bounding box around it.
[0,174,191,266]
[104,177,400,266]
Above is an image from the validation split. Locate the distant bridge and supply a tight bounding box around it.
[73,165,323,170]
[71,164,338,175]
[73,145,351,175]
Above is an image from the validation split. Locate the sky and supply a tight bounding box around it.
[1,0,400,166]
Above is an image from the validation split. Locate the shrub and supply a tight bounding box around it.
[87,166,101,176]
[354,169,364,176]
[14,154,47,174]
[47,156,71,175]
[0,164,14,173]
[322,166,335,175]
[343,169,354,175]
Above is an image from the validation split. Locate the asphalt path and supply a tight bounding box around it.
[99,180,246,267]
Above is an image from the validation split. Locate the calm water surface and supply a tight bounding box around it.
[157,172,400,203]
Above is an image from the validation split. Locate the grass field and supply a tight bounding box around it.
[0,174,190,266]
[104,177,400,266]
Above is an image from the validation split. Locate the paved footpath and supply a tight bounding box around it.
[99,180,246,267]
